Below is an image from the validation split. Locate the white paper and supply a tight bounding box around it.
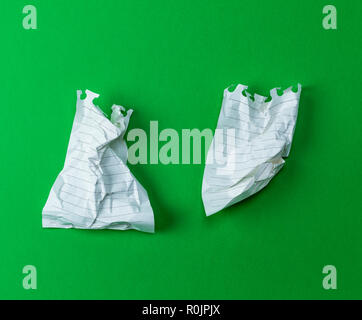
[42,90,154,233]
[202,84,302,216]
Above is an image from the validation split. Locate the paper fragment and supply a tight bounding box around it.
[42,89,154,232]
[202,84,302,216]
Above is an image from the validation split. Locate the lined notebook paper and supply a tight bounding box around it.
[42,90,154,232]
[202,84,302,216]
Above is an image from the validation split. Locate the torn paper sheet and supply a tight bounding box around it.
[42,89,154,233]
[202,84,302,216]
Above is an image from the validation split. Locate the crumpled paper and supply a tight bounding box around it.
[42,89,154,232]
[202,84,302,216]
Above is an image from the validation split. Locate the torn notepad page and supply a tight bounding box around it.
[202,84,302,216]
[42,90,154,233]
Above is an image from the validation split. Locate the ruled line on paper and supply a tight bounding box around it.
[223,116,295,133]
[50,205,136,220]
[59,193,137,209]
[229,97,298,110]
[227,105,298,120]
[61,182,134,195]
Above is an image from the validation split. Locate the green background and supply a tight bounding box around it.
[1,0,361,299]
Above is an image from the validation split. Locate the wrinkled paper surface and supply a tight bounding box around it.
[42,90,154,232]
[202,84,302,216]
